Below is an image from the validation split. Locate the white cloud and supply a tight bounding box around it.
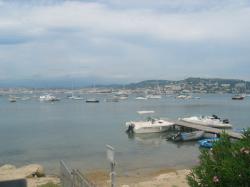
[1,1,250,42]
[0,0,250,83]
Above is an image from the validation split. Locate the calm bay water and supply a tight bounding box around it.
[0,94,249,174]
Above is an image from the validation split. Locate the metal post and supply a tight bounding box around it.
[110,162,115,187]
[106,145,115,187]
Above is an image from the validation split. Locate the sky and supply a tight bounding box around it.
[0,0,250,86]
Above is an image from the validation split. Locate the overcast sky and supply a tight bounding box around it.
[0,0,250,86]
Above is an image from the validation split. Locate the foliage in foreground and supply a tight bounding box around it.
[38,182,61,187]
[187,129,250,187]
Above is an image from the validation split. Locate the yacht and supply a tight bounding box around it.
[232,94,245,100]
[8,97,17,102]
[126,114,174,134]
[39,94,60,102]
[180,115,232,128]
[146,95,161,99]
[135,96,147,100]
[69,95,84,100]
[86,98,99,103]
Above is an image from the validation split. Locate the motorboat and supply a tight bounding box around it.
[198,138,219,148]
[171,131,204,141]
[68,92,84,100]
[146,95,161,99]
[69,96,84,100]
[126,117,174,134]
[180,115,232,128]
[114,92,129,99]
[86,98,99,103]
[135,96,147,100]
[137,110,155,114]
[8,97,17,102]
[232,94,245,100]
[176,95,192,99]
[39,94,60,102]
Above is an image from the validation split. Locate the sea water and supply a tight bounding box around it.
[0,94,249,174]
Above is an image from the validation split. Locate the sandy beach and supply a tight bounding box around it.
[83,167,190,187]
[0,164,190,187]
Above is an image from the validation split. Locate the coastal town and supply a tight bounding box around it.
[0,78,249,97]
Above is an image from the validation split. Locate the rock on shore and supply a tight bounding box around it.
[0,164,60,187]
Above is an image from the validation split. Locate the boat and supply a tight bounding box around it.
[180,115,232,128]
[198,138,220,148]
[114,91,129,100]
[146,95,161,99]
[135,96,147,100]
[137,110,155,114]
[69,95,84,100]
[176,95,189,99]
[126,116,174,134]
[171,131,204,141]
[68,92,84,100]
[232,94,245,100]
[39,94,60,102]
[86,98,99,103]
[8,97,17,102]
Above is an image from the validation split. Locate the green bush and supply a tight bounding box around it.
[187,130,250,187]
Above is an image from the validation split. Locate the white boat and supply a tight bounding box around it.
[86,98,99,103]
[135,96,147,100]
[146,95,161,99]
[232,94,245,100]
[176,95,187,99]
[69,95,84,100]
[8,97,17,102]
[176,95,192,99]
[39,94,60,102]
[126,118,174,134]
[114,92,129,100]
[137,110,155,114]
[180,115,232,128]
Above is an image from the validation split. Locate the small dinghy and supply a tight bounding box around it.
[198,138,220,148]
[171,131,204,141]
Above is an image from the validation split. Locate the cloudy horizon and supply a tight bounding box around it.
[1,0,250,86]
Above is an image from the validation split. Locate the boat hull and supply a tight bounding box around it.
[126,120,174,134]
[181,131,204,141]
[134,126,171,134]
[181,117,232,128]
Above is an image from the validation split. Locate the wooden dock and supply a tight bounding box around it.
[171,120,244,139]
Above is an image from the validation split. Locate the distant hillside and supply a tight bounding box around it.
[126,77,250,89]
[127,80,172,88]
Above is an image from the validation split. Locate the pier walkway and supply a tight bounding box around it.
[171,120,244,139]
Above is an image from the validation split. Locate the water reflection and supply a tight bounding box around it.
[127,131,173,146]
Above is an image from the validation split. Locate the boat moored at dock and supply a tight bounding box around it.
[171,131,205,141]
[180,115,232,128]
[126,119,174,134]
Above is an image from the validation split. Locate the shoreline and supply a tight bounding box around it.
[0,163,192,187]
